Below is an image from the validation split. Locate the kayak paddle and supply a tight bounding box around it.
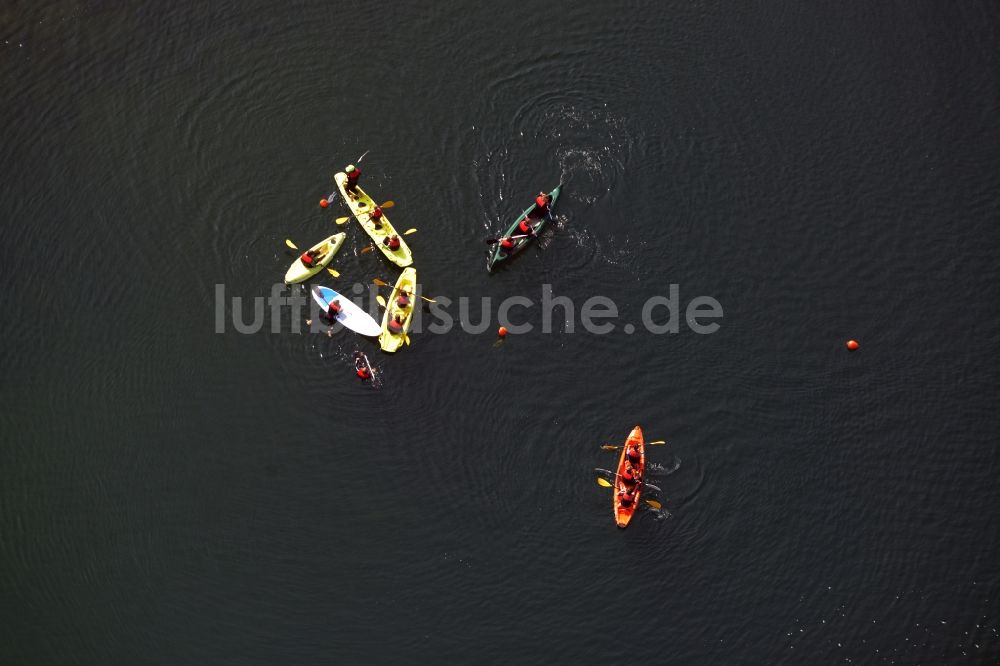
[594,473,661,494]
[359,234,409,254]
[372,278,435,303]
[600,440,666,451]
[485,234,530,245]
[596,478,664,510]
[336,200,395,224]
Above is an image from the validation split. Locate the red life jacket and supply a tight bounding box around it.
[370,207,382,220]
[387,237,400,250]
[328,303,342,316]
[518,219,531,234]
[621,492,634,507]
[535,194,548,209]
[346,167,361,183]
[627,448,641,463]
[301,252,313,266]
[356,367,369,379]
[397,294,410,307]
[388,319,403,333]
[500,238,515,249]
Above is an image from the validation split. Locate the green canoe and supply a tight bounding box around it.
[487,186,561,272]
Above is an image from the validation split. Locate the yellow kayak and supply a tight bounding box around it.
[333,172,413,268]
[378,267,417,352]
[283,232,346,284]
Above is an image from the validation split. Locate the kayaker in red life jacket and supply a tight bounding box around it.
[383,234,401,250]
[626,444,641,466]
[344,164,361,196]
[369,206,383,229]
[388,314,404,334]
[498,236,517,257]
[619,487,635,508]
[300,249,319,267]
[326,299,342,321]
[517,218,533,235]
[621,464,639,487]
[534,191,552,216]
[396,290,411,308]
[353,352,371,380]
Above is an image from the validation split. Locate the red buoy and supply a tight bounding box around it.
[846,339,859,351]
[319,198,329,208]
[498,326,508,338]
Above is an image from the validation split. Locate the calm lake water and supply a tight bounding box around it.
[2,1,999,663]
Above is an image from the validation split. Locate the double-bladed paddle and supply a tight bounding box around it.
[335,200,395,225]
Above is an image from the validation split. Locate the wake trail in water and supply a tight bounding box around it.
[647,459,682,476]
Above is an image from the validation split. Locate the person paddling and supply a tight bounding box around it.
[300,249,320,267]
[387,313,404,334]
[327,299,343,319]
[626,443,642,466]
[369,205,384,229]
[396,290,411,308]
[344,164,361,197]
[517,217,534,236]
[497,236,516,258]
[619,486,636,508]
[621,463,639,487]
[353,352,371,381]
[383,234,401,251]
[534,191,552,216]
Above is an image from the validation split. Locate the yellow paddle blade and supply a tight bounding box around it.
[336,216,351,224]
[372,278,391,288]
[648,440,666,446]
[404,334,411,346]
[379,200,395,208]
[285,239,298,250]
[327,268,340,278]
[645,499,662,510]
[596,477,614,488]
[403,228,417,235]
[376,295,386,308]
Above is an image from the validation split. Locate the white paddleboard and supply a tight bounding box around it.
[311,286,382,337]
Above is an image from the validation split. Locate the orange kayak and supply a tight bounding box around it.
[613,425,645,528]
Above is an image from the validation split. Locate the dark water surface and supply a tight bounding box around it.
[3,1,1000,663]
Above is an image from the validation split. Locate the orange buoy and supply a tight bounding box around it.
[498,326,507,338]
[846,339,859,351]
[319,198,329,208]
